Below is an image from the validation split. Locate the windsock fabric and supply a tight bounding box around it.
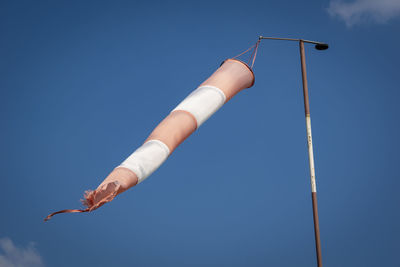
[45,58,255,221]
[118,58,254,184]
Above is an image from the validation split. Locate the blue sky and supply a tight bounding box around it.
[1,0,399,266]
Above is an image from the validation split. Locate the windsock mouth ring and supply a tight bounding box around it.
[220,58,255,88]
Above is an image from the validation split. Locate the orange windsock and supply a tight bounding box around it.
[45,55,257,221]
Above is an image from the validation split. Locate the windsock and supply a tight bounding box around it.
[45,49,258,221]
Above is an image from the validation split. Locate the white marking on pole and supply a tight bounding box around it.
[306,115,317,192]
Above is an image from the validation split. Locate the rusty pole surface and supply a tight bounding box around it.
[299,39,323,267]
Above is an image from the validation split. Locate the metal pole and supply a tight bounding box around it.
[299,40,323,267]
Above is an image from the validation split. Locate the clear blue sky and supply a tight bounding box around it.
[1,1,399,266]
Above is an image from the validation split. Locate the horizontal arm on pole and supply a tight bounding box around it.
[259,36,326,45]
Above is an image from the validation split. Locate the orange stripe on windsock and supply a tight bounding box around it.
[201,59,254,101]
[145,110,197,153]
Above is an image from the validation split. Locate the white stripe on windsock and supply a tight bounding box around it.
[119,139,170,183]
[173,85,226,127]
